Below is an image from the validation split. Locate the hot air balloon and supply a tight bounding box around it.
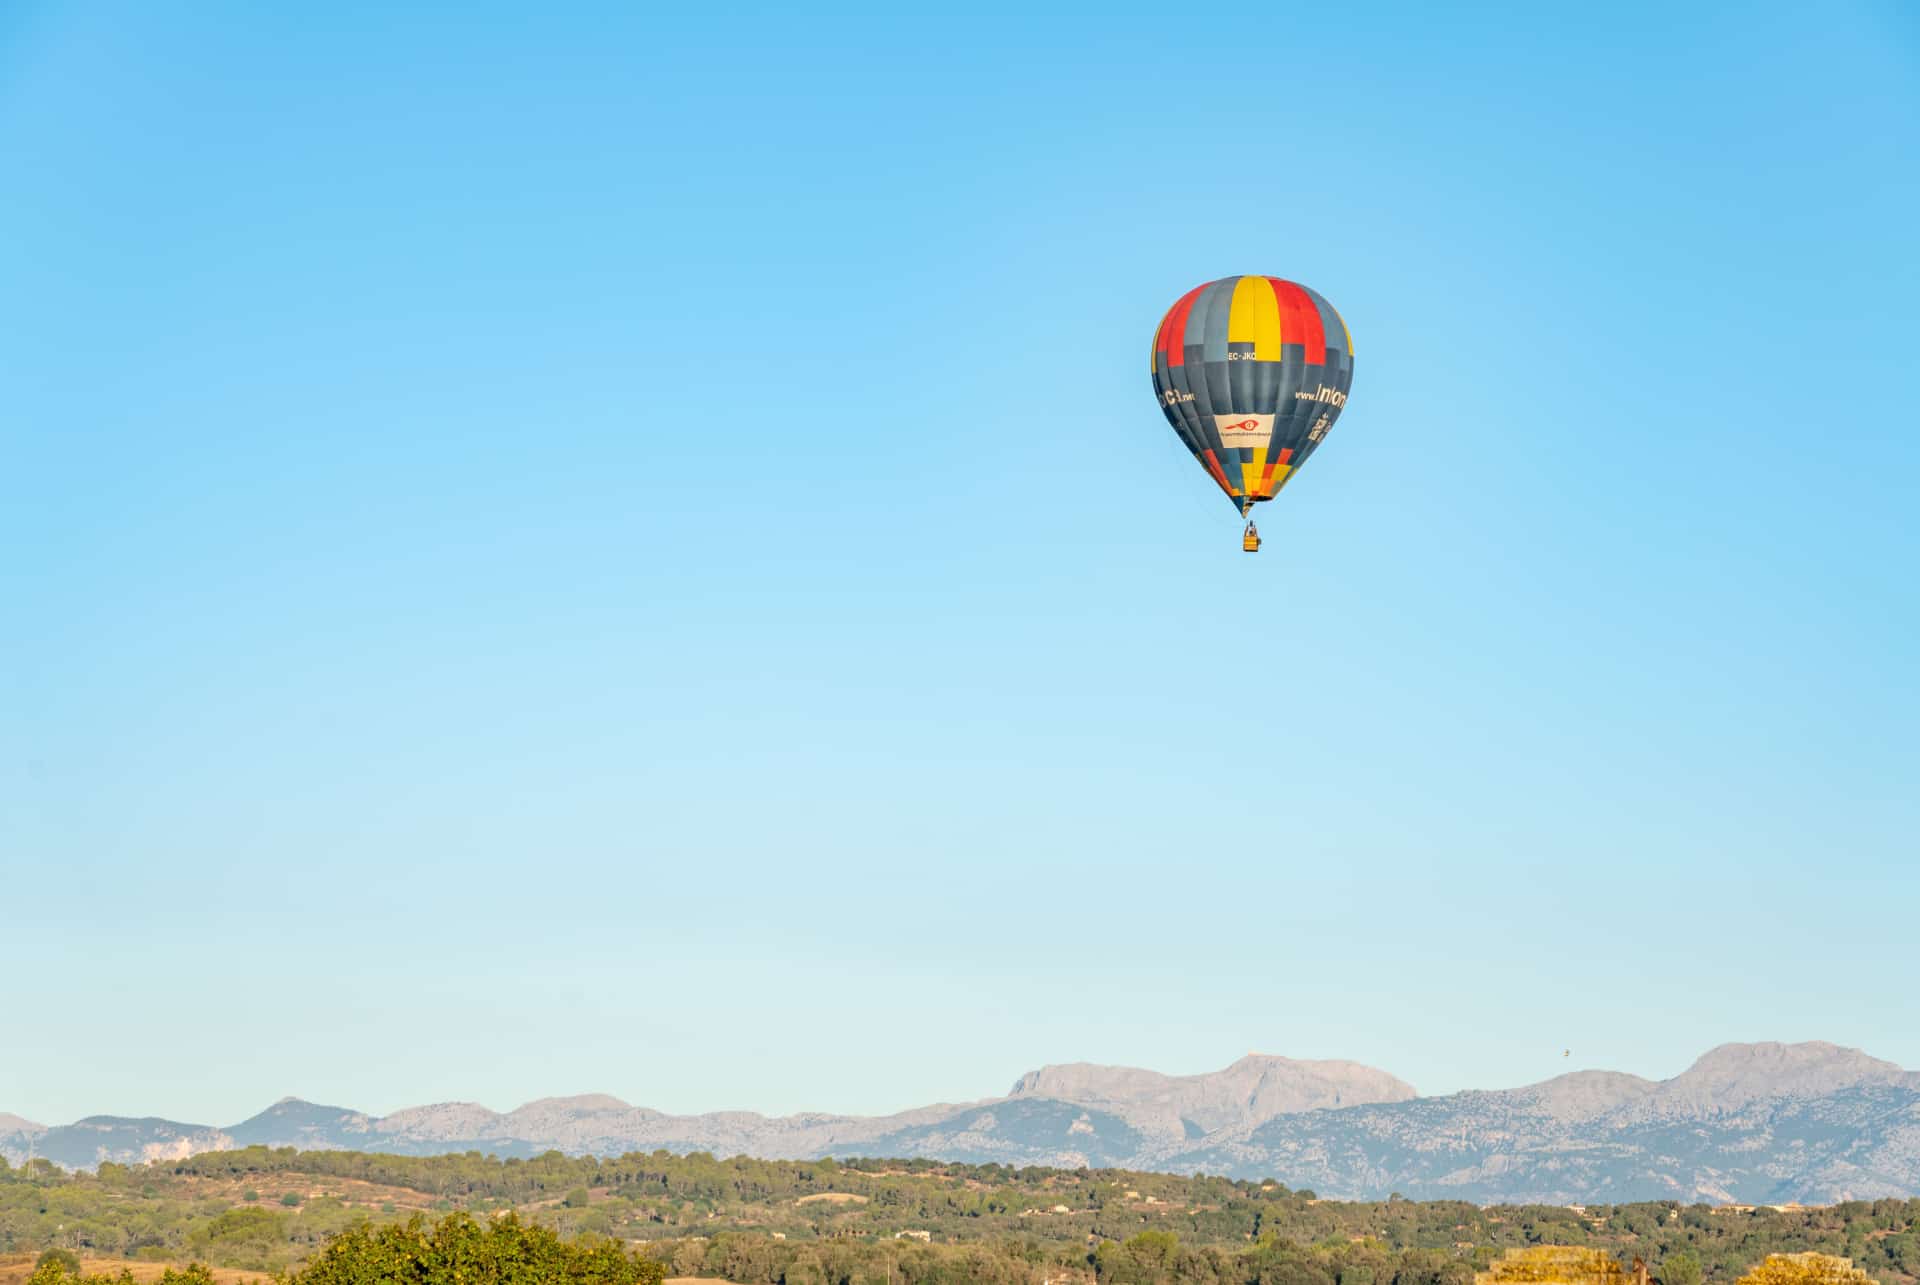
[1150,276,1354,551]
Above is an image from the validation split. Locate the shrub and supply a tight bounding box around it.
[35,1249,81,1276]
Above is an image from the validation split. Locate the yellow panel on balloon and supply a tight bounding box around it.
[1228,277,1283,360]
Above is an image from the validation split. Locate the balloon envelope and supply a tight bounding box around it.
[1151,276,1353,515]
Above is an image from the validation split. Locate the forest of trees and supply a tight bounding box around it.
[2,1149,1916,1285]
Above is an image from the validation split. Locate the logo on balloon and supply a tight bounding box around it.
[1294,384,1348,408]
[1213,413,1273,445]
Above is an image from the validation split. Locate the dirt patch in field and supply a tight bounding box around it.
[180,1173,440,1212]
[794,1193,869,1206]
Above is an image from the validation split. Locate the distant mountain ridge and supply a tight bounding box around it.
[6,1042,1918,1206]
[1006,1054,1417,1140]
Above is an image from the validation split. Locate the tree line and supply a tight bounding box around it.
[2,1149,1915,1284]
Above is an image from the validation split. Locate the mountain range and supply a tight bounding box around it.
[7,1042,1918,1205]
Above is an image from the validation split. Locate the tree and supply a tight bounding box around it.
[785,1248,828,1285]
[1662,1253,1703,1285]
[1733,1255,1876,1285]
[1250,1245,1336,1285]
[564,1187,592,1209]
[291,1213,665,1285]
[669,1239,709,1277]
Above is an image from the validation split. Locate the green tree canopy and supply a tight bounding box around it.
[290,1212,665,1285]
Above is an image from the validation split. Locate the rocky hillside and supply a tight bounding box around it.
[1167,1043,1920,1203]
[0,1115,42,1163]
[7,1042,1917,1204]
[1006,1054,1418,1141]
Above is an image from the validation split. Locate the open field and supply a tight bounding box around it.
[144,1171,443,1214]
[0,1257,269,1285]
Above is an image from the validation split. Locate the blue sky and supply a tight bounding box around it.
[2,1,1916,1128]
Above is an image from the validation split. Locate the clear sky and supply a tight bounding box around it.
[3,1,1916,1129]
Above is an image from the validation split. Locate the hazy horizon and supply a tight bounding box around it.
[7,1037,1915,1130]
